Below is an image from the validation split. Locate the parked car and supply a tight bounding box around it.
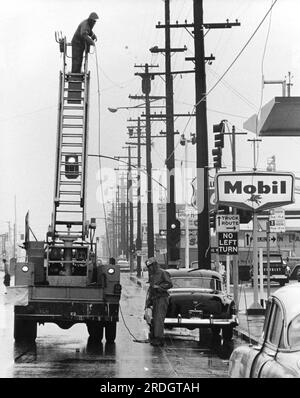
[117,259,130,272]
[164,268,238,342]
[229,284,300,378]
[250,252,289,287]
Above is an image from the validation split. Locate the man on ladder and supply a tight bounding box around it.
[71,12,99,73]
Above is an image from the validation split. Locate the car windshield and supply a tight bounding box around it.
[288,314,300,349]
[171,277,221,291]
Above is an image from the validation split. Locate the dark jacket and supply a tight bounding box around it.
[145,264,173,307]
[72,19,96,47]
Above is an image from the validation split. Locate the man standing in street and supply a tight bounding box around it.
[71,12,99,73]
[145,257,173,346]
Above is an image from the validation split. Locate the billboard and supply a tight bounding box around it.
[215,172,295,212]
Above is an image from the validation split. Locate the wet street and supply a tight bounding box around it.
[0,271,244,378]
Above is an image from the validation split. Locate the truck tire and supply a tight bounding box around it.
[14,317,37,342]
[86,321,104,341]
[105,322,117,343]
[222,326,233,342]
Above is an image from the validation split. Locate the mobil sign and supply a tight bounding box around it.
[215,171,295,212]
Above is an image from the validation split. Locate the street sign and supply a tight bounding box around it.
[269,208,286,233]
[215,171,295,212]
[216,214,240,233]
[218,232,238,255]
[244,231,277,248]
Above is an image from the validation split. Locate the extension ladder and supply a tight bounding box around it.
[52,42,90,242]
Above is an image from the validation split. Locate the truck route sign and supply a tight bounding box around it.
[216,214,240,233]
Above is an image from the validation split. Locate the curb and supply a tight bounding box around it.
[233,326,260,345]
[129,274,148,291]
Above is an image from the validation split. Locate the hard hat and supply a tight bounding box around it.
[146,257,157,267]
[88,12,99,21]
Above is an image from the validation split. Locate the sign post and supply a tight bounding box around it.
[215,171,295,315]
[266,219,271,298]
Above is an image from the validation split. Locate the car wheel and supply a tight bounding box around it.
[86,321,104,341]
[222,326,233,342]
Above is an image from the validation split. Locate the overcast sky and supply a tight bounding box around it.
[1,0,300,245]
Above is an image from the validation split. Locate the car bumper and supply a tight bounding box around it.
[164,315,238,328]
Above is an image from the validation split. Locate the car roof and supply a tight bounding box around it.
[166,268,222,280]
[272,284,300,323]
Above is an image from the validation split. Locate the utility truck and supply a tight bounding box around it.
[13,34,121,343]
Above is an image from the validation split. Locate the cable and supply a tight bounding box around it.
[119,303,149,343]
[254,0,275,170]
[194,0,279,109]
[94,47,111,258]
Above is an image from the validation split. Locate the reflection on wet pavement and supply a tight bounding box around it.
[0,273,236,378]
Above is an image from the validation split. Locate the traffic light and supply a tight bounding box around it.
[65,155,79,179]
[212,121,225,169]
[180,134,186,146]
[209,211,216,229]
[168,219,181,245]
[212,147,222,169]
[167,219,181,262]
[128,128,134,137]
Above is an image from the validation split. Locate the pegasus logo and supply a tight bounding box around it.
[246,194,262,205]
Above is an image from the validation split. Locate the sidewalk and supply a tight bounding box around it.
[128,272,264,345]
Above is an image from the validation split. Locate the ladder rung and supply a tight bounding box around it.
[61,152,82,156]
[60,161,82,165]
[60,171,81,178]
[59,181,82,185]
[63,106,84,110]
[66,73,84,76]
[62,134,83,138]
[56,210,83,213]
[65,89,84,93]
[63,115,84,119]
[64,97,84,101]
[59,191,81,195]
[61,143,83,147]
[55,221,83,225]
[58,200,81,205]
[62,124,83,129]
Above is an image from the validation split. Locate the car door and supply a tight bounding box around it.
[251,299,284,378]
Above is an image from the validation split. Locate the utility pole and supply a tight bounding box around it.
[159,1,239,269]
[164,0,177,267]
[193,0,210,269]
[134,64,160,258]
[125,146,134,272]
[180,133,196,268]
[120,174,126,257]
[127,118,143,277]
